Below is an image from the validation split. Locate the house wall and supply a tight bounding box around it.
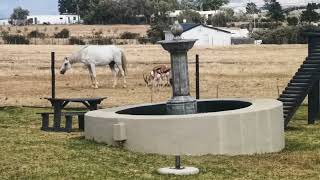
[27,15,80,25]
[181,26,231,46]
[0,19,9,25]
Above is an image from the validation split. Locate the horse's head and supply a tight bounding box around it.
[60,57,72,75]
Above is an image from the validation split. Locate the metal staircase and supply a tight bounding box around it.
[278,32,320,127]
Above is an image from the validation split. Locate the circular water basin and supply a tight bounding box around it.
[85,99,284,155]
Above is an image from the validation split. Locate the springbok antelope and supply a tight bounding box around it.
[143,65,171,87]
[59,45,127,89]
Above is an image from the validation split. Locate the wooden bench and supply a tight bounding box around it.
[37,112,86,132]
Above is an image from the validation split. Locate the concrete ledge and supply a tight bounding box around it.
[85,99,285,155]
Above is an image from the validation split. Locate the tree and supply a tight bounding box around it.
[287,16,298,26]
[180,0,199,10]
[202,0,229,11]
[58,0,77,14]
[147,0,178,42]
[246,2,260,14]
[10,7,29,20]
[264,0,285,22]
[301,3,320,24]
[207,12,230,26]
[177,10,204,23]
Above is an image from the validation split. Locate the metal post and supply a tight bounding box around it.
[196,54,200,100]
[308,81,319,124]
[175,156,181,169]
[306,33,320,124]
[51,52,55,99]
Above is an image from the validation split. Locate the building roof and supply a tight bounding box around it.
[180,23,231,34]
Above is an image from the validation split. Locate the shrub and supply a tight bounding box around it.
[28,30,46,38]
[287,17,299,26]
[54,28,70,38]
[2,34,29,44]
[250,25,319,44]
[137,37,149,44]
[177,10,204,24]
[120,32,140,39]
[89,37,113,45]
[69,37,86,45]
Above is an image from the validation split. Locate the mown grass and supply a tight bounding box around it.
[1,106,320,179]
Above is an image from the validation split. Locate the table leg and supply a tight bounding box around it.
[88,101,99,110]
[53,101,63,131]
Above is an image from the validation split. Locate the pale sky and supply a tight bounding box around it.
[0,0,319,19]
[0,0,58,19]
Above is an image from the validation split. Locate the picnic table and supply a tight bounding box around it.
[44,97,107,130]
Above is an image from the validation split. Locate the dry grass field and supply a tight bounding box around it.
[0,24,149,37]
[0,44,308,108]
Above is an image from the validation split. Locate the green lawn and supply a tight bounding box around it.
[1,106,320,179]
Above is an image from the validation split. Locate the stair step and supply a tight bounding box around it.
[288,83,310,87]
[306,56,320,60]
[303,57,320,64]
[309,53,320,56]
[284,110,290,114]
[298,68,319,72]
[302,64,320,68]
[293,75,313,79]
[280,94,301,98]
[278,97,299,102]
[290,79,312,83]
[296,71,318,74]
[282,90,305,94]
[285,86,308,91]
[282,102,298,106]
[283,106,294,110]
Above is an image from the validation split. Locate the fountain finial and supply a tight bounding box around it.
[171,21,183,40]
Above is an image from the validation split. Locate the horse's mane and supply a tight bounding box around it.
[69,45,89,64]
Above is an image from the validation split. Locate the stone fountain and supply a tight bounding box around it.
[84,22,285,175]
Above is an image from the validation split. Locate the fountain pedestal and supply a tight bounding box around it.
[158,32,197,115]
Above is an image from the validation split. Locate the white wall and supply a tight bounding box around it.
[27,15,80,25]
[181,26,231,46]
[0,19,9,25]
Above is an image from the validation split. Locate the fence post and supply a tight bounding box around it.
[196,54,200,100]
[51,52,56,99]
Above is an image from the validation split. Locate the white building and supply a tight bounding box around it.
[218,27,250,38]
[165,24,232,46]
[169,10,222,20]
[0,19,10,25]
[27,14,81,25]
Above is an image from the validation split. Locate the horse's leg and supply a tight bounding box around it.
[87,65,95,87]
[111,66,118,88]
[90,64,99,89]
[118,66,127,88]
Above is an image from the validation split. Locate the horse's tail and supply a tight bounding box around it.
[121,50,128,76]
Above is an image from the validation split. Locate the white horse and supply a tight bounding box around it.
[59,45,127,88]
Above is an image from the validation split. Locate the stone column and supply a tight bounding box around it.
[158,23,197,115]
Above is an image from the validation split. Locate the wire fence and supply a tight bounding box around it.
[0,34,142,45]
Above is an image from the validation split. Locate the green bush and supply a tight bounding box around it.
[28,30,46,38]
[54,28,70,38]
[120,32,140,39]
[89,37,113,45]
[2,34,29,44]
[69,37,86,45]
[137,37,150,44]
[251,25,319,44]
[287,17,299,26]
[177,10,204,24]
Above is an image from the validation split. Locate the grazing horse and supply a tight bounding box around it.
[60,45,127,88]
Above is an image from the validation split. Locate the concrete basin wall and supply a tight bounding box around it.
[85,99,285,155]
